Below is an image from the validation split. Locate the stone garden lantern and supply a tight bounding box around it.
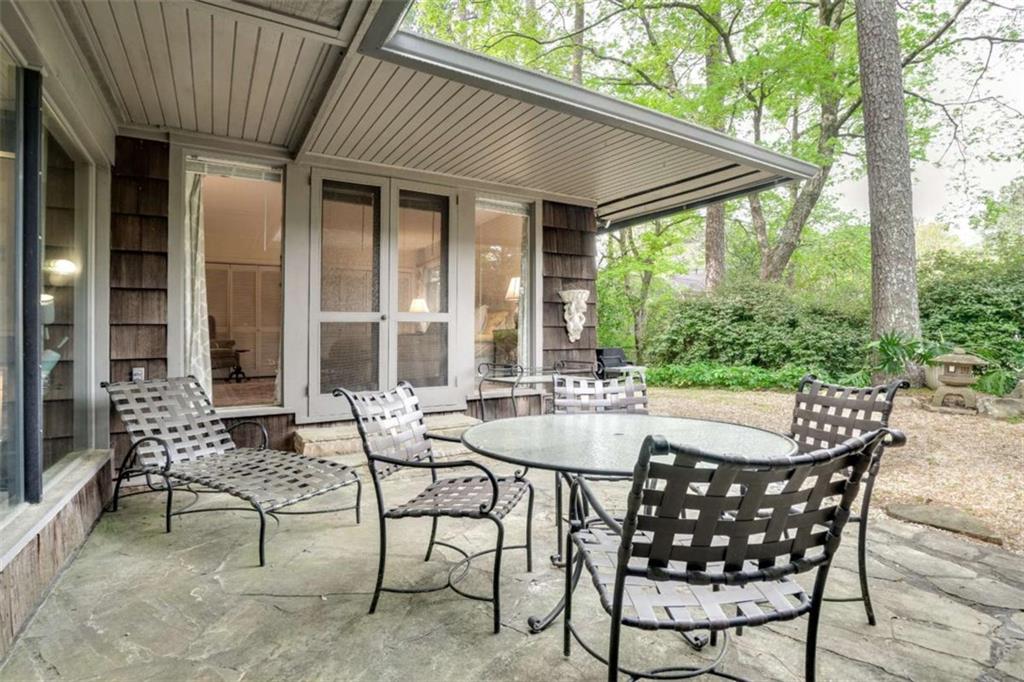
[931,347,988,410]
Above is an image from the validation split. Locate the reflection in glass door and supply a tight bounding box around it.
[394,189,451,391]
[311,176,388,415]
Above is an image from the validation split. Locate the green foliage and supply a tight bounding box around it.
[867,331,946,376]
[650,282,870,376]
[918,250,1024,372]
[971,176,1024,264]
[647,363,815,391]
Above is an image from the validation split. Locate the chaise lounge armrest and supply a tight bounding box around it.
[226,420,270,449]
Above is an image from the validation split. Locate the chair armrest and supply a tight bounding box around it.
[369,454,500,514]
[126,435,174,472]
[571,476,623,535]
[226,421,270,449]
[425,431,461,444]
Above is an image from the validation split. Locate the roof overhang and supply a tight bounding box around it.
[357,2,819,230]
[54,0,818,228]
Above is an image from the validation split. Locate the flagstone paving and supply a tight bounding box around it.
[1,463,1022,681]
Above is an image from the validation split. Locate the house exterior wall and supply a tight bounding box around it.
[541,201,598,369]
[0,456,111,660]
[108,137,170,460]
[104,138,599,462]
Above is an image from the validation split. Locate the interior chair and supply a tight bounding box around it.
[336,381,534,634]
[564,427,904,681]
[788,374,908,625]
[208,315,242,381]
[103,376,361,566]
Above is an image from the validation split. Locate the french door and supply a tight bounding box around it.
[309,171,458,417]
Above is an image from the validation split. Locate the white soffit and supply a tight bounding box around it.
[336,2,819,229]
[59,0,363,147]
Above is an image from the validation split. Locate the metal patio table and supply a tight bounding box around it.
[461,413,798,634]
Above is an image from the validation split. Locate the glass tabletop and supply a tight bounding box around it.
[461,414,797,477]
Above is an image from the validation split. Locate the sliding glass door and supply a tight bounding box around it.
[309,173,457,416]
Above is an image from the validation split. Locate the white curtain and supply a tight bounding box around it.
[184,172,213,395]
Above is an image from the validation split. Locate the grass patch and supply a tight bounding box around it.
[646,363,823,391]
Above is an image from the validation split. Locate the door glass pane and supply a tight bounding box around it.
[321,181,380,312]
[397,322,448,388]
[475,198,532,368]
[397,191,448,314]
[320,322,379,393]
[0,51,22,518]
[42,131,81,471]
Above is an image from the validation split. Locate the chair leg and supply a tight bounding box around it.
[525,483,534,572]
[370,515,387,614]
[858,478,877,626]
[256,504,267,567]
[806,563,832,682]
[608,617,622,682]
[491,517,505,634]
[553,472,563,564]
[425,517,439,562]
[163,475,173,533]
[354,478,362,525]
[563,533,573,657]
[110,468,131,512]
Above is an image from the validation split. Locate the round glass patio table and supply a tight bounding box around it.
[462,413,798,477]
[461,413,798,634]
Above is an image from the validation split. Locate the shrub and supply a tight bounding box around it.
[919,251,1024,394]
[650,282,869,377]
[647,363,819,391]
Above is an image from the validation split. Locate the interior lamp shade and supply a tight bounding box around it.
[409,297,430,314]
[504,276,521,302]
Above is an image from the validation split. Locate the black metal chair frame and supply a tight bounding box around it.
[476,360,602,422]
[563,428,904,681]
[336,381,535,634]
[103,377,361,567]
[549,370,649,568]
[789,374,908,625]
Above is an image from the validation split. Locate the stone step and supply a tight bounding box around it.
[294,412,480,460]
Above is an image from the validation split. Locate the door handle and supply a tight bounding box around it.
[380,314,387,321]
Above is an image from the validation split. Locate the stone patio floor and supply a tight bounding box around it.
[2,462,1023,681]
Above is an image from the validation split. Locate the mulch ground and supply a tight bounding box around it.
[648,387,1024,552]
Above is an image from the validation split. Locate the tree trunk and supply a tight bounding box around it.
[856,0,922,341]
[704,205,726,290]
[703,17,726,292]
[571,2,584,85]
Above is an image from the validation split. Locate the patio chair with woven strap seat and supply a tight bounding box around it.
[549,370,649,566]
[103,376,361,566]
[563,427,905,681]
[789,374,907,625]
[336,381,534,634]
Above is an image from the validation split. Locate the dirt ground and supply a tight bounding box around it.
[648,387,1024,552]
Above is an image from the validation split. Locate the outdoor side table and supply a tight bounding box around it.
[461,413,798,633]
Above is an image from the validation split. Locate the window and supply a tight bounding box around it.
[0,49,21,519]
[187,158,283,408]
[41,129,82,470]
[474,198,533,369]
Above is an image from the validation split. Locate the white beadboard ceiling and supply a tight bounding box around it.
[58,0,816,226]
[59,0,361,147]
[303,51,800,227]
